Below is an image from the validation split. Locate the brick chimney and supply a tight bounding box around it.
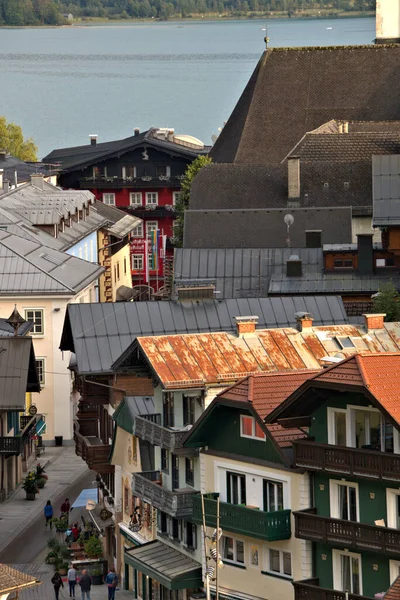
[287,156,300,199]
[376,0,400,44]
[296,313,314,332]
[234,316,259,336]
[363,313,386,331]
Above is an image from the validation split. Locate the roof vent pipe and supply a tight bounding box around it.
[89,135,98,146]
[134,128,140,136]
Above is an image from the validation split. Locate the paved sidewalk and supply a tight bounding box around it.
[15,562,134,599]
[0,446,89,554]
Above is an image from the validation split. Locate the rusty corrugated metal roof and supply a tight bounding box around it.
[136,323,400,387]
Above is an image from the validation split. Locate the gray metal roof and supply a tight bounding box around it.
[268,273,400,295]
[105,214,141,239]
[373,155,400,226]
[0,337,40,409]
[0,230,104,296]
[174,247,322,298]
[0,318,33,337]
[60,296,349,375]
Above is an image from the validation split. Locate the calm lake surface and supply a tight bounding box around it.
[0,17,375,156]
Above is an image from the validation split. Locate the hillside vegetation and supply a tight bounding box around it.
[0,0,375,26]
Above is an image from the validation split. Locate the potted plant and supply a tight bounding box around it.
[34,463,47,478]
[84,535,103,559]
[45,550,57,564]
[46,537,72,571]
[36,477,47,489]
[52,515,68,533]
[58,562,69,576]
[22,472,38,500]
[89,565,104,586]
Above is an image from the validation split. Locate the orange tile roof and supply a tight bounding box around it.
[221,370,319,447]
[136,323,396,388]
[310,353,400,425]
[384,575,400,599]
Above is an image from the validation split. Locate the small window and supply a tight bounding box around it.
[132,222,143,237]
[124,257,127,275]
[376,257,395,267]
[132,254,143,271]
[146,221,158,236]
[222,536,244,565]
[124,166,136,179]
[185,457,194,486]
[25,309,44,335]
[335,336,355,349]
[185,522,197,549]
[146,192,158,206]
[156,165,170,177]
[267,549,292,578]
[183,395,196,426]
[103,193,115,206]
[130,192,142,206]
[263,479,284,512]
[334,259,353,269]
[240,415,266,441]
[161,449,169,473]
[35,358,45,385]
[172,192,181,205]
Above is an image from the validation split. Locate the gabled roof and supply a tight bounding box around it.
[59,296,349,375]
[42,128,208,172]
[133,324,382,388]
[0,563,41,595]
[220,370,319,447]
[0,153,54,185]
[0,230,104,296]
[385,575,400,599]
[0,318,33,337]
[266,353,400,428]
[210,45,400,165]
[0,337,40,408]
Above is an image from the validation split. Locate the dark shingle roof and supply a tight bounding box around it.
[373,154,400,226]
[211,45,400,165]
[268,272,400,295]
[60,295,349,375]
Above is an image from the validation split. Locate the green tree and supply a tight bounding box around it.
[173,154,212,248]
[372,281,400,322]
[0,117,38,161]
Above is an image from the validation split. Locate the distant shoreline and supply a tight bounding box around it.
[0,12,375,28]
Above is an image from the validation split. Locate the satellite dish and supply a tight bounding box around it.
[284,214,294,227]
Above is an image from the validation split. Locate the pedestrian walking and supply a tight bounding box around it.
[61,498,71,516]
[79,569,92,600]
[105,566,118,600]
[71,523,80,541]
[44,500,54,529]
[67,564,77,598]
[51,571,64,600]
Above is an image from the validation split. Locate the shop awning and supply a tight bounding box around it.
[89,505,114,533]
[36,417,46,436]
[71,489,98,509]
[124,541,202,590]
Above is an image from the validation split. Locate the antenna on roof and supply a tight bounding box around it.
[262,23,269,48]
[284,214,294,249]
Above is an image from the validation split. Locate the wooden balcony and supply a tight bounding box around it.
[133,414,197,455]
[131,470,197,518]
[294,509,400,555]
[76,402,99,420]
[293,578,372,600]
[293,440,400,482]
[192,495,291,542]
[74,427,114,474]
[0,436,22,455]
[80,176,182,190]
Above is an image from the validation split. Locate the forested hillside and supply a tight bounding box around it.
[0,0,375,26]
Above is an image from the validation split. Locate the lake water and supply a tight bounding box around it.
[0,17,375,157]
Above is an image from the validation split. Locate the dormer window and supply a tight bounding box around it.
[240,415,266,441]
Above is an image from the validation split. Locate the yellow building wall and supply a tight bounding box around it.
[201,453,312,600]
[111,244,132,302]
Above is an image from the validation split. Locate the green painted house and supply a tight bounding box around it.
[266,353,400,600]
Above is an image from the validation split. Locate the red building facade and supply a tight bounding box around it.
[44,128,208,293]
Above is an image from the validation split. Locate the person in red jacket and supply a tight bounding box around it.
[60,498,71,516]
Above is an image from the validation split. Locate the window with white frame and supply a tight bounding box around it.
[263,479,284,512]
[221,536,244,565]
[130,192,142,206]
[131,222,143,238]
[330,481,358,522]
[156,165,171,177]
[172,191,181,205]
[328,408,347,447]
[24,309,44,335]
[146,192,158,206]
[266,549,292,578]
[240,415,266,441]
[146,221,158,237]
[123,166,136,179]
[103,193,115,205]
[132,254,143,271]
[333,550,362,595]
[390,559,400,584]
[35,358,45,386]
[226,471,246,505]
[387,489,400,529]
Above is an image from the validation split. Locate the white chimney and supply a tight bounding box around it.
[376,0,400,43]
[31,173,45,190]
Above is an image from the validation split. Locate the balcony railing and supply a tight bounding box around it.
[133,414,197,454]
[192,495,291,542]
[131,470,197,518]
[80,176,183,189]
[0,437,22,455]
[294,509,400,554]
[74,428,114,474]
[293,578,372,600]
[293,440,400,482]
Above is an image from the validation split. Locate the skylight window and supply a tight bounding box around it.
[334,336,355,350]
